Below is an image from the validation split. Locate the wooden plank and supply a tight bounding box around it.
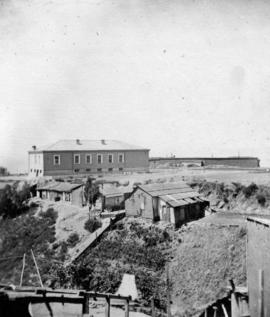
[19,254,26,287]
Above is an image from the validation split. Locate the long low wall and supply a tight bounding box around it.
[150,157,260,168]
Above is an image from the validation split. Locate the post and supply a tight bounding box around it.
[125,298,129,317]
[20,253,26,287]
[31,249,44,288]
[259,269,264,317]
[221,304,229,317]
[151,297,155,317]
[166,265,171,317]
[204,308,207,317]
[82,294,89,316]
[213,306,217,317]
[105,296,110,317]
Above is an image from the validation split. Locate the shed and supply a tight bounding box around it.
[125,182,209,228]
[100,185,132,211]
[37,181,85,207]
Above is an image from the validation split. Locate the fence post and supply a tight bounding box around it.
[82,294,89,316]
[105,296,110,317]
[151,297,155,317]
[125,298,129,317]
[259,269,264,317]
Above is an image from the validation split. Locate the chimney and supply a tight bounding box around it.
[101,139,106,145]
[32,145,36,151]
[76,139,81,145]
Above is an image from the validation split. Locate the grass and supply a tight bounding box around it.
[49,219,174,311]
[0,207,59,286]
[170,223,246,316]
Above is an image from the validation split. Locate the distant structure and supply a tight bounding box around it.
[125,182,209,228]
[0,166,9,176]
[150,156,260,168]
[28,139,149,177]
[37,181,85,207]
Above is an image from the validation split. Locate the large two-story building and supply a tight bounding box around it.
[28,139,150,177]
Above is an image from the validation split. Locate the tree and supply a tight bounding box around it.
[84,177,100,209]
[0,182,31,218]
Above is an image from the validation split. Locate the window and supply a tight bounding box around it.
[74,169,80,173]
[118,153,124,163]
[97,168,102,172]
[108,168,113,172]
[34,155,37,164]
[108,154,113,164]
[30,169,32,172]
[97,154,103,164]
[74,154,80,164]
[85,154,92,164]
[54,155,60,165]
[86,168,91,172]
[40,170,42,173]
[119,167,123,171]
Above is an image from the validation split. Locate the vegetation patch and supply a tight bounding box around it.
[170,223,246,316]
[84,217,102,233]
[0,207,59,286]
[49,219,174,311]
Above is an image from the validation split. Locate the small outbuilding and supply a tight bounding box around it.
[100,185,132,211]
[37,181,85,207]
[125,182,209,228]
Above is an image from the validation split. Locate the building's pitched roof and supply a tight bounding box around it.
[31,139,149,152]
[100,185,132,198]
[37,182,83,193]
[138,182,193,197]
[138,181,207,208]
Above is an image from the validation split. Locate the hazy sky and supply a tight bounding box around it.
[1,0,270,172]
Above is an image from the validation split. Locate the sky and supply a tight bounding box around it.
[1,0,270,172]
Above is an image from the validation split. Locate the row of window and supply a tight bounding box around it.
[30,169,42,173]
[53,153,125,165]
[74,167,123,173]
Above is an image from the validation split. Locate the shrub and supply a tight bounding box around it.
[257,193,266,206]
[41,208,58,223]
[67,233,80,247]
[243,183,258,198]
[0,183,31,218]
[84,217,102,233]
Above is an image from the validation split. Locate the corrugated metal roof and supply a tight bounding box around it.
[37,182,83,193]
[137,181,207,208]
[101,186,124,198]
[139,182,193,196]
[30,139,149,152]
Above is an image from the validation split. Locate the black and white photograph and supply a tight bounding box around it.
[0,0,270,316]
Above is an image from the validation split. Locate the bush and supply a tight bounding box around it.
[257,194,266,206]
[84,217,102,233]
[243,183,258,198]
[0,183,31,218]
[41,208,58,222]
[67,233,80,247]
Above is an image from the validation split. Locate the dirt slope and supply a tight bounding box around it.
[170,221,246,316]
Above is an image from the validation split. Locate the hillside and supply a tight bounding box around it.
[194,180,270,215]
[170,222,246,316]
[0,180,254,316]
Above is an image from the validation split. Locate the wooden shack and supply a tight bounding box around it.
[125,182,209,228]
[37,181,85,207]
